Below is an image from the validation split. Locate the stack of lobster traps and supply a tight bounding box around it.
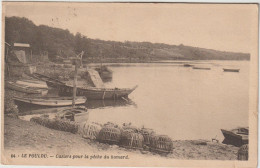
[95,122,174,155]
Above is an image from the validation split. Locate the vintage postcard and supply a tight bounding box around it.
[1,2,258,167]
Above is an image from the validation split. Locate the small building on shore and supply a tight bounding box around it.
[5,42,36,77]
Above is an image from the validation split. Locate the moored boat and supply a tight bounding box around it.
[16,79,48,89]
[31,73,65,88]
[183,64,193,67]
[221,127,248,147]
[13,96,87,108]
[58,84,138,100]
[6,81,47,94]
[193,67,211,70]
[223,68,240,72]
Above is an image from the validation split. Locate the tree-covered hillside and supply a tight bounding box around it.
[5,16,250,62]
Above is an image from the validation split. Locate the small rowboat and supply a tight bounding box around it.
[6,81,47,94]
[58,84,138,100]
[223,68,240,72]
[56,106,89,123]
[13,96,87,107]
[193,67,211,70]
[16,79,48,89]
[31,73,65,88]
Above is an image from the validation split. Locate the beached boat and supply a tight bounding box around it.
[31,73,65,88]
[223,68,240,72]
[58,84,138,100]
[13,96,87,108]
[221,127,248,147]
[16,79,48,89]
[193,67,211,70]
[55,106,89,123]
[6,81,47,94]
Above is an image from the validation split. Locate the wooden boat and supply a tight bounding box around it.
[221,127,248,147]
[58,84,138,100]
[183,64,193,67]
[6,81,47,94]
[223,68,240,72]
[193,67,211,70]
[55,106,89,123]
[16,79,48,89]
[13,96,87,108]
[31,73,65,88]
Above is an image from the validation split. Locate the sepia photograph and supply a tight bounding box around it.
[1,2,258,167]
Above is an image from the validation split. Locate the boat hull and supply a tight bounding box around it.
[6,81,46,94]
[58,85,138,100]
[221,129,248,147]
[16,80,48,89]
[193,67,211,70]
[14,96,87,107]
[223,69,240,72]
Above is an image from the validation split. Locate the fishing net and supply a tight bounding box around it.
[30,117,79,134]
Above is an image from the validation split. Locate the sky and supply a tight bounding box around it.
[3,2,258,53]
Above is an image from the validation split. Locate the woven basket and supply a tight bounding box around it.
[120,130,144,150]
[79,122,102,140]
[98,126,121,145]
[150,135,173,154]
[237,144,248,160]
[140,128,155,147]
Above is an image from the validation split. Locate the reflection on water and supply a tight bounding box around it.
[18,60,249,141]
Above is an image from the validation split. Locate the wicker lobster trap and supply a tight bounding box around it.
[140,128,155,147]
[97,126,121,145]
[150,135,173,154]
[78,122,102,140]
[237,144,248,160]
[120,129,144,150]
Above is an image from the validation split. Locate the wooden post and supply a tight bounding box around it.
[72,62,78,107]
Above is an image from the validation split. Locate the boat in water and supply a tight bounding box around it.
[14,96,87,108]
[221,127,248,147]
[16,79,48,89]
[193,67,211,70]
[58,84,138,100]
[183,64,193,67]
[6,81,47,94]
[223,68,240,72]
[31,73,65,88]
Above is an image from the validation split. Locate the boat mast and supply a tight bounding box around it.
[72,51,84,107]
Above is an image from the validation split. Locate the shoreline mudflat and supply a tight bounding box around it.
[4,116,239,160]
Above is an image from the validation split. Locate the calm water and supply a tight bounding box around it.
[20,60,249,141]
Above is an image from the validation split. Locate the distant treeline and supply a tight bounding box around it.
[5,16,250,62]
